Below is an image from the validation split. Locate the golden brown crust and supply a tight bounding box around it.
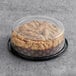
[14,20,62,40]
[11,20,64,50]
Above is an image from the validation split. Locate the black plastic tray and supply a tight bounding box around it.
[8,39,68,61]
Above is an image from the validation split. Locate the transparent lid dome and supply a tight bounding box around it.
[12,16,64,41]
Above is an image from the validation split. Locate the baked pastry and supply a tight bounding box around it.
[10,20,64,57]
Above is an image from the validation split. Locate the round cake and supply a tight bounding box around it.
[10,20,64,57]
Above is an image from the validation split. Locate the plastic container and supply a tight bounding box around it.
[8,15,68,61]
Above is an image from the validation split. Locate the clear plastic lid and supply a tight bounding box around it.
[12,15,64,41]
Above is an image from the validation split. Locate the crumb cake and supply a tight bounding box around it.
[10,20,65,57]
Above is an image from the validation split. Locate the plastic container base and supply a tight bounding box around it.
[8,39,68,61]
